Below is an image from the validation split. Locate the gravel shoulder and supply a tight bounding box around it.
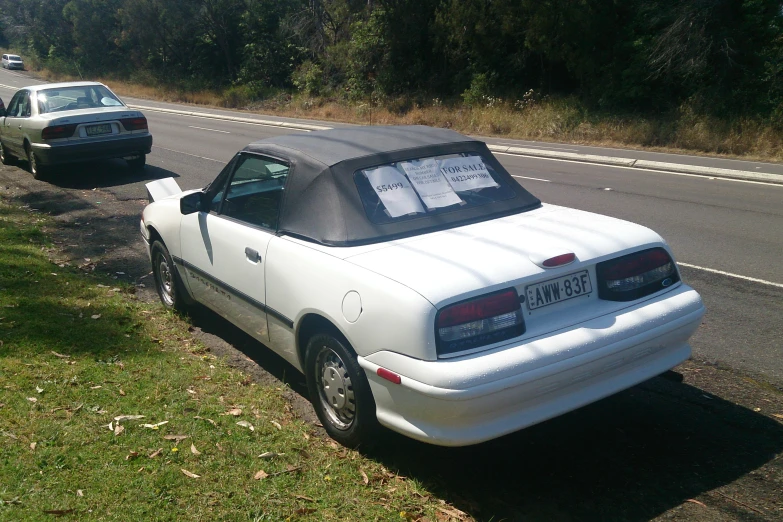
[1,162,781,521]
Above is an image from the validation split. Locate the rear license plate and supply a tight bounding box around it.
[526,270,592,310]
[86,124,112,136]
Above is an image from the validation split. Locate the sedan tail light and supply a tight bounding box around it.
[120,117,148,131]
[436,288,525,355]
[597,247,679,301]
[41,124,78,140]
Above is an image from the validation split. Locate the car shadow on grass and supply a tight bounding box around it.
[184,308,783,521]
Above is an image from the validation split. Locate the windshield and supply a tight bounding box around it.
[355,152,517,224]
[9,55,21,61]
[36,85,124,114]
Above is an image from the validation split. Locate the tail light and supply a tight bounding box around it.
[41,124,77,140]
[597,247,679,301]
[120,117,148,131]
[436,288,525,355]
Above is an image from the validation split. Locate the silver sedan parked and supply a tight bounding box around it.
[0,81,152,179]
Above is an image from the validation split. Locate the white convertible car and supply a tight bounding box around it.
[141,126,705,447]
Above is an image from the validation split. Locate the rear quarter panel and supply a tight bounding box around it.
[265,236,438,369]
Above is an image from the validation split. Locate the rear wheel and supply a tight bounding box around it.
[0,142,15,165]
[127,155,146,171]
[26,145,46,180]
[305,332,378,448]
[151,240,188,312]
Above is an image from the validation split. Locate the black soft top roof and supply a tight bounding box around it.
[240,126,541,246]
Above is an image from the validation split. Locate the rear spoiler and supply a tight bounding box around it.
[145,178,182,203]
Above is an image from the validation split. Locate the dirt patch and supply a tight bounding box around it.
[1,162,781,521]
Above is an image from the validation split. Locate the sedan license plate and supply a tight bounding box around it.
[526,270,592,310]
[86,123,112,136]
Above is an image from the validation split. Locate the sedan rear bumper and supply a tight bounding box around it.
[31,134,153,166]
[359,285,705,446]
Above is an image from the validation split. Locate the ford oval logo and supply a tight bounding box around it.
[661,278,673,287]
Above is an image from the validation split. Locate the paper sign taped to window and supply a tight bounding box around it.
[400,159,462,209]
[364,166,425,218]
[439,156,499,191]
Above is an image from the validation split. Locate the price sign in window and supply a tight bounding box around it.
[365,166,425,218]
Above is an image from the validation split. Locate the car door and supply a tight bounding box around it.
[2,90,28,155]
[179,152,290,342]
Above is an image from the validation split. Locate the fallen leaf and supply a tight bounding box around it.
[148,448,163,458]
[194,416,216,426]
[91,314,101,320]
[114,425,125,436]
[125,451,139,460]
[51,351,70,359]
[236,420,255,431]
[141,421,169,429]
[27,397,37,403]
[360,469,369,485]
[90,385,102,389]
[221,408,242,416]
[295,495,315,502]
[271,421,282,430]
[216,442,224,451]
[30,442,37,451]
[295,508,317,515]
[436,506,467,520]
[187,389,197,395]
[114,415,145,422]
[686,499,707,507]
[119,390,126,396]
[254,469,269,480]
[180,469,200,479]
[76,490,83,497]
[258,451,284,459]
[36,386,44,394]
[164,434,188,442]
[43,509,74,516]
[190,443,201,455]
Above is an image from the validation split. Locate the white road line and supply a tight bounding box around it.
[188,125,230,134]
[495,152,783,188]
[152,146,224,163]
[493,142,579,152]
[678,262,783,289]
[511,174,551,182]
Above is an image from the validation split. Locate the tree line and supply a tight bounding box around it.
[0,0,781,121]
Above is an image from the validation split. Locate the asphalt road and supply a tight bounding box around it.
[1,69,782,385]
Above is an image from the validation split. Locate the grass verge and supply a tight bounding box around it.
[0,200,447,520]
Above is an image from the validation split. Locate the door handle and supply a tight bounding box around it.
[245,247,261,263]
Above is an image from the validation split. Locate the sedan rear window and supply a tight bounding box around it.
[354,153,517,224]
[36,85,124,114]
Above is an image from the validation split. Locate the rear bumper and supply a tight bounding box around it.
[31,134,152,166]
[359,285,705,446]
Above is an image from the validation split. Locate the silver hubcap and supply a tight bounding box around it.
[316,347,355,430]
[156,256,174,306]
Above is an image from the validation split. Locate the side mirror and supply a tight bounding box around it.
[180,191,205,215]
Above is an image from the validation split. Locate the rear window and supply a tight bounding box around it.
[354,153,516,224]
[36,85,124,114]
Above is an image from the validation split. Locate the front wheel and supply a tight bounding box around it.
[151,240,188,311]
[305,332,378,448]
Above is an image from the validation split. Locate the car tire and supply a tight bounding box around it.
[305,332,379,448]
[151,240,188,312]
[127,155,146,171]
[26,147,47,180]
[0,142,15,165]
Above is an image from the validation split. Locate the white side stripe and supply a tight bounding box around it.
[678,262,783,289]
